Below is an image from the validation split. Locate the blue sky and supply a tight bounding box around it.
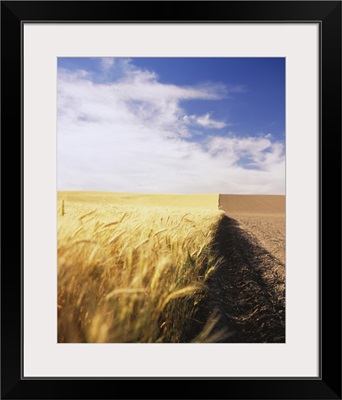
[58,57,285,194]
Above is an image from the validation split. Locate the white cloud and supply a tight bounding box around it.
[207,135,282,166]
[184,113,226,129]
[100,57,115,71]
[58,59,285,194]
[197,113,226,129]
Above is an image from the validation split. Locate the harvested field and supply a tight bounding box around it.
[191,194,286,342]
[219,194,285,265]
[218,194,285,215]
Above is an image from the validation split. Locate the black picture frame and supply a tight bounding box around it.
[1,1,341,399]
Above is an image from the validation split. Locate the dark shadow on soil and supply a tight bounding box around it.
[186,215,285,343]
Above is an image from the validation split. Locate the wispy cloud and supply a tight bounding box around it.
[100,57,115,71]
[184,113,227,129]
[58,58,285,194]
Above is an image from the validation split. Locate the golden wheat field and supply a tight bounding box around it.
[58,191,224,343]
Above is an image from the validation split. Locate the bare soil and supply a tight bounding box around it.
[189,195,285,343]
[219,194,285,265]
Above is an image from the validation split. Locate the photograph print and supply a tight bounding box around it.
[57,57,285,343]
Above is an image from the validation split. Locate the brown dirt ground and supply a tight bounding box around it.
[189,195,286,343]
[219,194,285,265]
